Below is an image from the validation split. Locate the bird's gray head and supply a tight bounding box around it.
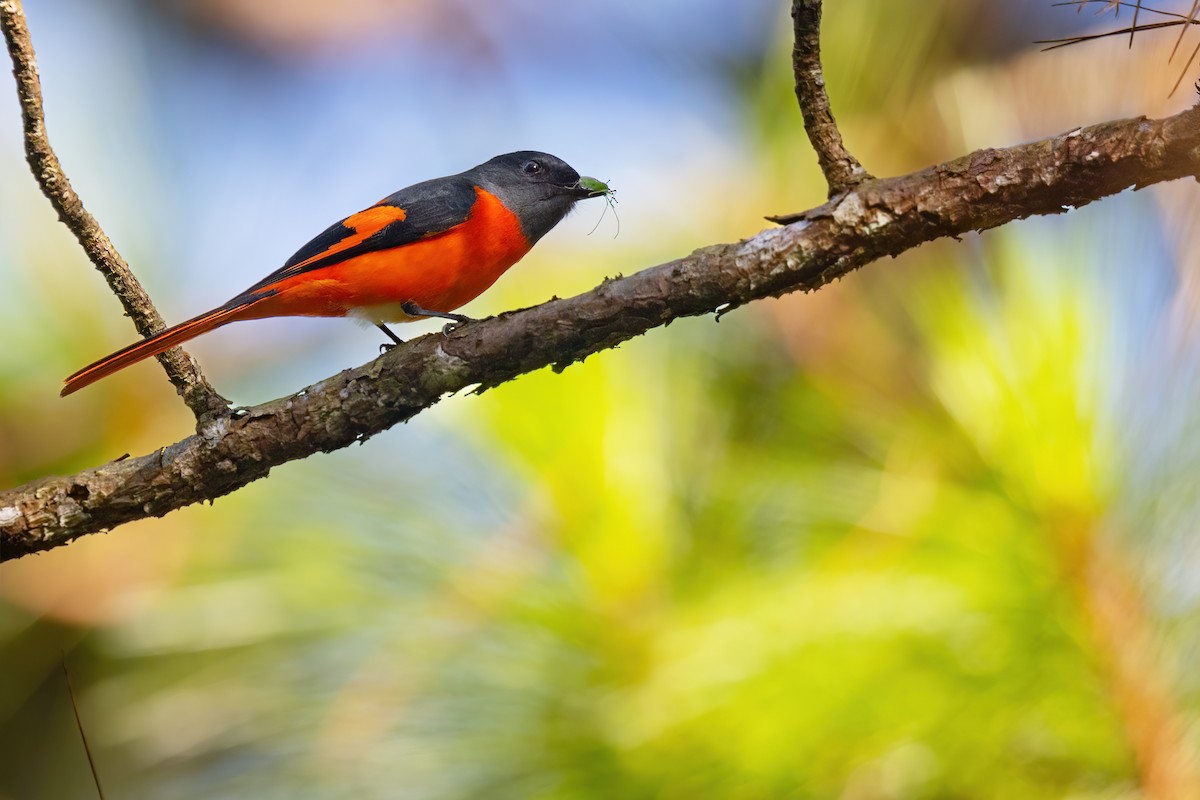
[469,151,605,245]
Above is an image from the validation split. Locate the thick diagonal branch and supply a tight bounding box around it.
[0,0,229,422]
[791,0,871,194]
[3,105,1199,560]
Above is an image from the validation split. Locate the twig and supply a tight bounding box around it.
[62,656,106,800]
[3,104,1200,559]
[789,0,871,195]
[1057,0,1193,21]
[0,0,229,423]
[1038,19,1191,49]
[1168,1,1200,61]
[1043,1,1200,96]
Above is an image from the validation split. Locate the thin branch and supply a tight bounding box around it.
[0,0,230,423]
[789,0,871,195]
[62,656,106,800]
[1055,0,1192,22]
[1168,0,1200,61]
[3,104,1200,560]
[1044,1,1200,95]
[1171,34,1200,94]
[1168,1,1200,95]
[1037,19,1193,50]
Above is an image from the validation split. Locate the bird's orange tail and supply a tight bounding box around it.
[61,303,251,396]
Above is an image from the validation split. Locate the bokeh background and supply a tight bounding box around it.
[3,1,1200,797]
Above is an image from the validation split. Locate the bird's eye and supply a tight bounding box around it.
[522,160,543,175]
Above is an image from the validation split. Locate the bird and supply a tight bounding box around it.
[61,151,608,396]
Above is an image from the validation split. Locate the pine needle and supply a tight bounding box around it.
[62,656,106,800]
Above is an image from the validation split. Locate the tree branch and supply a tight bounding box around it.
[790,0,871,195]
[0,0,230,423]
[3,104,1199,560]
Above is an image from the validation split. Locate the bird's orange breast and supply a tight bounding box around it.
[245,187,531,321]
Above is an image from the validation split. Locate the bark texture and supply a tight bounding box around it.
[790,0,872,194]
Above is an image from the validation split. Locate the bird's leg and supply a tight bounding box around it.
[400,301,471,324]
[377,323,404,352]
[400,301,473,335]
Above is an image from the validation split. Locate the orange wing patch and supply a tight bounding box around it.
[284,205,408,275]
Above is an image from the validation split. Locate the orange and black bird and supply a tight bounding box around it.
[62,151,608,396]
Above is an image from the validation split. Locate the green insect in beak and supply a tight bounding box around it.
[576,177,619,237]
